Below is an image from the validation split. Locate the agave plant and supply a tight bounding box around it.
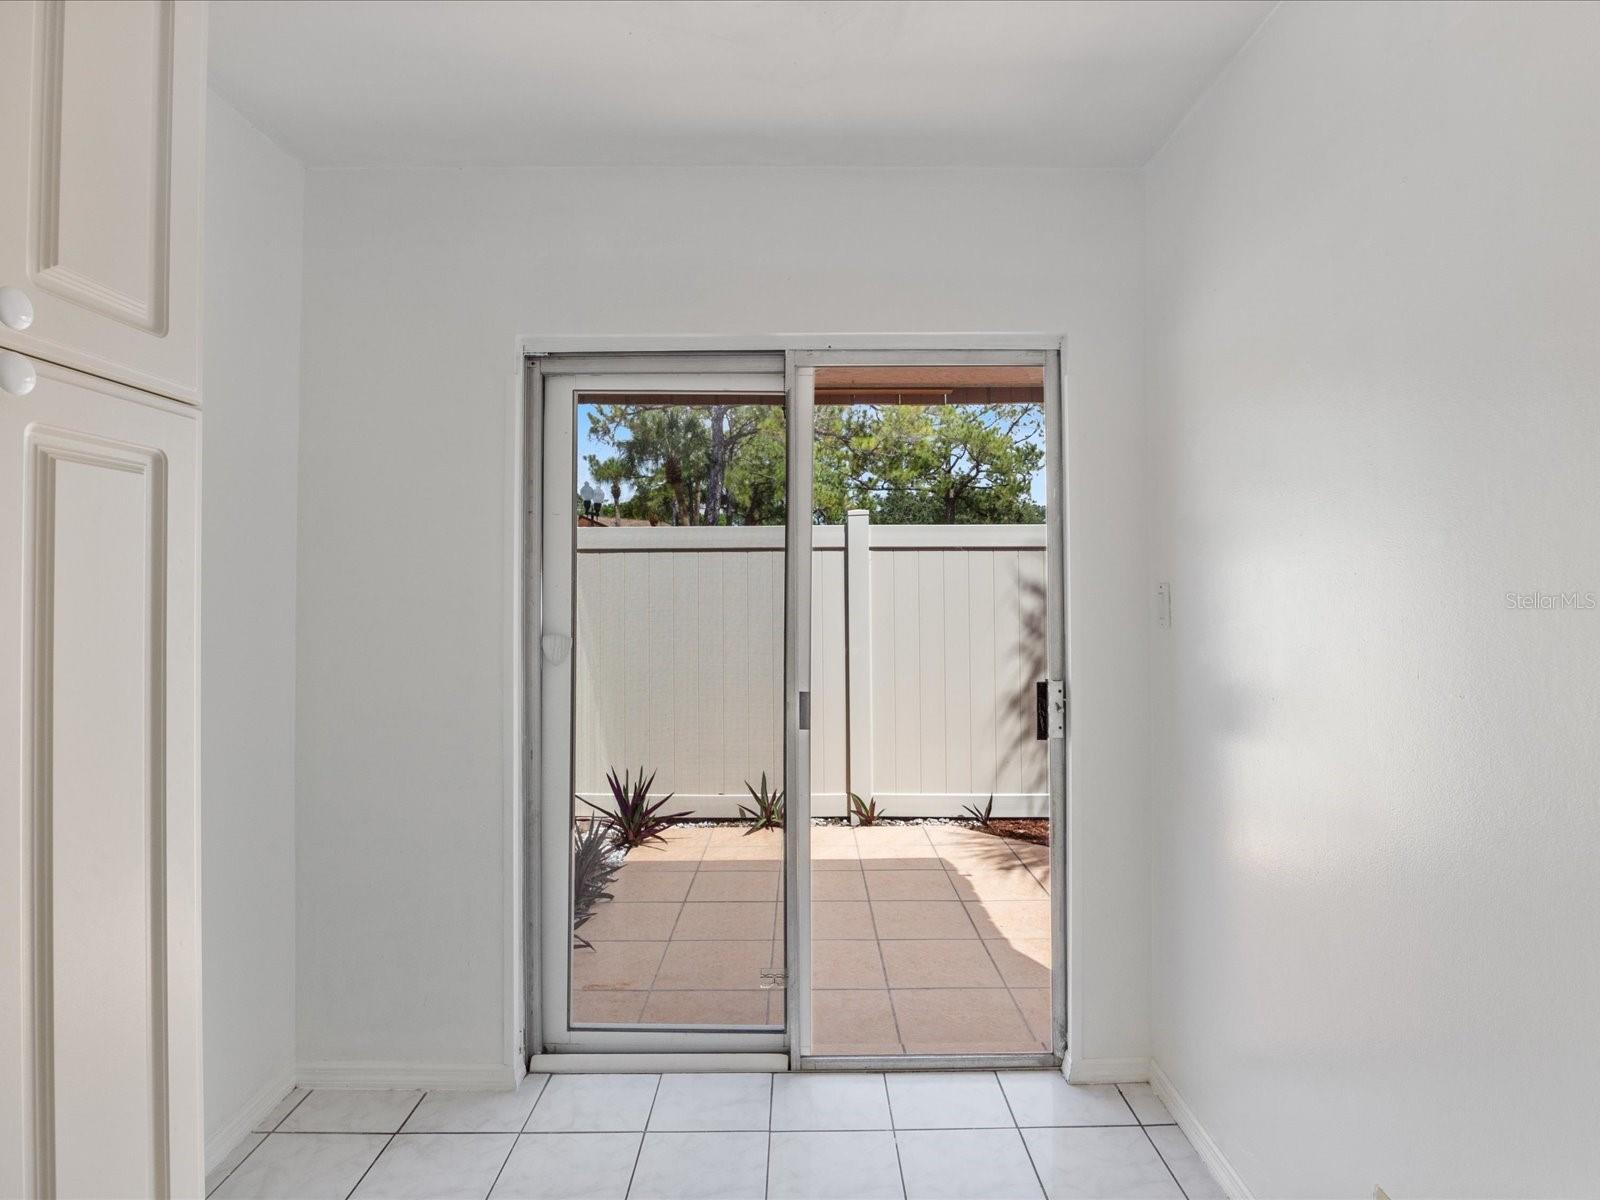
[738,772,785,832]
[960,793,996,827]
[572,818,622,950]
[848,791,884,827]
[581,767,692,850]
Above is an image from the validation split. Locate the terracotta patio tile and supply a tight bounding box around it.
[934,841,1027,874]
[812,901,874,940]
[810,826,860,869]
[870,901,978,940]
[767,990,785,1024]
[984,938,1051,989]
[609,868,695,903]
[864,871,959,902]
[571,941,667,992]
[813,940,888,990]
[652,940,774,990]
[1012,988,1054,1047]
[879,940,1003,988]
[811,871,867,901]
[625,828,710,868]
[671,901,776,940]
[811,990,900,1052]
[965,900,1052,941]
[580,900,682,942]
[639,990,772,1026]
[891,989,1036,1054]
[854,827,942,869]
[685,871,779,902]
[946,868,1049,902]
[923,824,999,846]
[570,990,648,1025]
[701,827,784,869]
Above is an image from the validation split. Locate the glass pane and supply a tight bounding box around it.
[808,365,1053,1057]
[568,393,787,1030]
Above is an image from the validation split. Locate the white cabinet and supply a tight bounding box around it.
[0,0,206,405]
[0,360,202,1200]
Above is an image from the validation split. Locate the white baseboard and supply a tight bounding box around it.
[1149,1059,1253,1200]
[1062,1054,1150,1084]
[205,1066,295,1172]
[296,1060,520,1091]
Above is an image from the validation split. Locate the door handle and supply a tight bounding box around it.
[1036,680,1067,740]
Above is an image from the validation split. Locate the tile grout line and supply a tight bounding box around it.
[481,1075,552,1200]
[341,1090,428,1200]
[622,1074,663,1198]
[996,1071,1051,1200]
[1120,1083,1192,1200]
[206,1085,312,1198]
[884,1074,911,1200]
[764,1072,775,1200]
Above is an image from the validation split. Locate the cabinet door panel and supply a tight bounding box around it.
[0,1,205,404]
[0,360,200,1199]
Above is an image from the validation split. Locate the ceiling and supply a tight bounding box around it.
[209,0,1275,169]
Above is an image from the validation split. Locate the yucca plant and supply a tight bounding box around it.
[572,818,622,950]
[738,772,785,832]
[581,767,693,850]
[960,794,996,827]
[848,791,884,826]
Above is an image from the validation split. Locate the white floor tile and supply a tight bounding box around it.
[1021,1127,1182,1199]
[253,1088,310,1133]
[647,1073,772,1132]
[404,1078,550,1132]
[997,1073,1138,1127]
[351,1133,515,1199]
[1117,1083,1175,1125]
[210,1133,388,1200]
[886,1072,1014,1129]
[491,1133,642,1200]
[895,1128,1044,1199]
[206,1132,265,1196]
[768,1131,905,1199]
[526,1074,660,1132]
[280,1089,425,1133]
[771,1072,891,1130]
[1147,1125,1227,1199]
[628,1131,769,1199]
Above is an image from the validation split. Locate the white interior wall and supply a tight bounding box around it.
[294,166,1150,1078]
[1145,3,1600,1195]
[200,94,305,1160]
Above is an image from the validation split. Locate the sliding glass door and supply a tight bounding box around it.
[538,360,790,1053]
[532,346,1065,1067]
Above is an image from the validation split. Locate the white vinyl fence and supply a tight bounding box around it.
[573,512,1047,818]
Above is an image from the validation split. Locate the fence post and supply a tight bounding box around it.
[844,509,873,814]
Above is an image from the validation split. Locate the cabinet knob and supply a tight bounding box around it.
[0,350,37,396]
[0,286,33,332]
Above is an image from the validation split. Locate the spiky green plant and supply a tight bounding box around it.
[581,767,693,850]
[572,818,622,950]
[960,793,996,827]
[848,791,884,826]
[738,772,785,832]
